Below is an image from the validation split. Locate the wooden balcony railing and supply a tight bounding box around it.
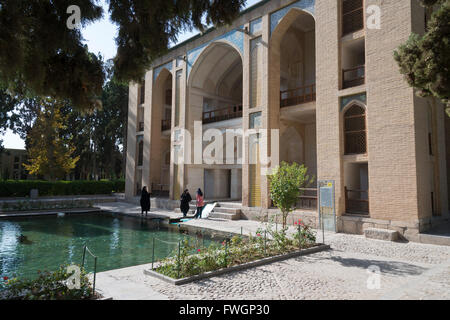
[342,65,365,89]
[202,105,243,124]
[342,0,364,36]
[280,84,316,108]
[151,183,170,198]
[161,119,171,131]
[296,188,318,211]
[345,187,369,215]
[138,122,144,132]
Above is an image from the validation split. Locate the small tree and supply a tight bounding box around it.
[24,99,79,181]
[269,162,314,230]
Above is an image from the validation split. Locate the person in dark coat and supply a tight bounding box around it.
[140,186,151,215]
[180,189,192,218]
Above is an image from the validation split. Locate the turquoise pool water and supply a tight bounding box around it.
[0,213,214,280]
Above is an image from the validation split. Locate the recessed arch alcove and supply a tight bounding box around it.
[185,41,244,200]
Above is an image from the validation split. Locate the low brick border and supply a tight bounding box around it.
[0,208,101,218]
[143,243,331,285]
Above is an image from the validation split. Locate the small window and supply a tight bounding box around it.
[139,80,145,105]
[137,141,144,166]
[249,112,262,129]
[165,89,172,106]
[342,0,364,36]
[344,105,367,155]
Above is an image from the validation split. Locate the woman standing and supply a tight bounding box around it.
[140,186,151,216]
[180,189,192,218]
[194,188,204,219]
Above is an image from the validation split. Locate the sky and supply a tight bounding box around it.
[2,0,262,150]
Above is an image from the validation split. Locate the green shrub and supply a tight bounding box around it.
[0,180,125,197]
[0,265,95,300]
[155,222,317,280]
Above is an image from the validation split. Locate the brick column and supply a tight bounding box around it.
[315,1,344,219]
[125,83,138,199]
[142,70,153,191]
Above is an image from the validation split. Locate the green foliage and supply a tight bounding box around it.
[0,85,19,150]
[0,265,94,300]
[0,1,104,111]
[394,0,450,114]
[24,99,80,180]
[420,0,445,6]
[0,179,125,197]
[0,0,246,108]
[111,0,247,82]
[7,75,128,180]
[155,223,317,280]
[269,162,314,229]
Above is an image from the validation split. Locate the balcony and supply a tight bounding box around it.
[280,84,316,108]
[151,183,169,198]
[161,119,171,131]
[345,187,369,215]
[342,65,365,89]
[202,105,243,124]
[270,187,318,211]
[296,188,318,211]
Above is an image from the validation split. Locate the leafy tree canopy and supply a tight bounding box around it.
[0,85,18,152]
[0,0,246,110]
[24,98,80,180]
[269,162,314,230]
[394,0,450,114]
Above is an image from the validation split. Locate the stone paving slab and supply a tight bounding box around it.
[97,202,181,219]
[93,201,450,300]
[95,264,169,300]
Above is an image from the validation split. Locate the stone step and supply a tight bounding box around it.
[417,234,450,246]
[213,207,241,214]
[209,211,241,220]
[216,202,243,209]
[364,228,399,242]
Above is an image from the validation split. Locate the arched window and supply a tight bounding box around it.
[344,104,366,155]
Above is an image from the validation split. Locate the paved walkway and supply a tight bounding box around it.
[94,201,450,300]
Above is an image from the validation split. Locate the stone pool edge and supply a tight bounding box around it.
[143,244,331,286]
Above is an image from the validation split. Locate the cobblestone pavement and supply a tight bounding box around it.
[95,207,450,300]
[145,232,450,300]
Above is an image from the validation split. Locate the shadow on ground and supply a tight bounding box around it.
[290,250,429,276]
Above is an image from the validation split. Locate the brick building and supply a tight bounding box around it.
[125,0,450,240]
[0,149,29,180]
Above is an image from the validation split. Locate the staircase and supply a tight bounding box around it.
[174,201,242,220]
[210,202,242,220]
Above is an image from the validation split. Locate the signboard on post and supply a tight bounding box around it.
[318,180,336,243]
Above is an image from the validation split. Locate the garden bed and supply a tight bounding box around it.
[144,220,328,285]
[144,243,330,285]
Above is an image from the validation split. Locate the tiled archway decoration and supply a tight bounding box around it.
[270,0,315,35]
